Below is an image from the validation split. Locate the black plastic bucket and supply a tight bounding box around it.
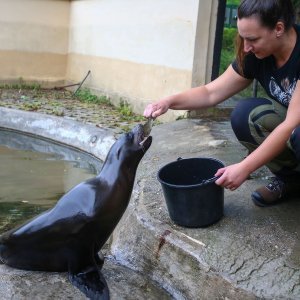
[157,157,224,228]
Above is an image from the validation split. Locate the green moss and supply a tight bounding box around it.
[75,88,111,105]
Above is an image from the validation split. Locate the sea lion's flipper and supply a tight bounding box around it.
[69,266,110,300]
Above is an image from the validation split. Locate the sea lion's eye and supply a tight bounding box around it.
[127,132,134,140]
[117,147,121,159]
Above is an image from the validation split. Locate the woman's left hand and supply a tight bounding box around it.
[214,163,250,191]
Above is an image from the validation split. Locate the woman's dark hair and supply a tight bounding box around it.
[235,0,295,73]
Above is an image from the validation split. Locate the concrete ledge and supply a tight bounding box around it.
[0,259,170,300]
[111,120,300,299]
[0,107,116,161]
[0,108,299,299]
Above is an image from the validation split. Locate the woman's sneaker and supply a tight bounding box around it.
[251,177,286,207]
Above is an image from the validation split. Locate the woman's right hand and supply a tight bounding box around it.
[143,99,170,118]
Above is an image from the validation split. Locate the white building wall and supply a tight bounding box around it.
[0,0,70,85]
[68,0,198,70]
[67,0,218,120]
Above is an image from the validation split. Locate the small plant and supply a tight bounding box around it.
[117,100,144,122]
[118,100,133,117]
[0,78,41,91]
[75,88,111,105]
[0,83,11,89]
[24,82,41,91]
[220,27,237,75]
[51,108,64,116]
[20,95,30,101]
[176,114,187,121]
[23,101,42,111]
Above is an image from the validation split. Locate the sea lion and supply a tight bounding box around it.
[0,122,152,299]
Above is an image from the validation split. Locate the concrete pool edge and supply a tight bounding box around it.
[111,120,300,300]
[1,107,299,299]
[0,107,116,162]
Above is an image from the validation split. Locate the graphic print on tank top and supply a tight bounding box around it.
[269,76,297,106]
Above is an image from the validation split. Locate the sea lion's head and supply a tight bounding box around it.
[109,123,152,166]
[136,122,153,153]
[126,123,152,154]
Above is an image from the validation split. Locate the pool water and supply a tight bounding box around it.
[0,129,102,233]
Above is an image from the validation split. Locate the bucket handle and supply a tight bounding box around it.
[201,176,220,185]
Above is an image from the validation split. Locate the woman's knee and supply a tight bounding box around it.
[230,97,271,144]
[231,98,253,131]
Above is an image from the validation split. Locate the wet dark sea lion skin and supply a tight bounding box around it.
[0,124,152,299]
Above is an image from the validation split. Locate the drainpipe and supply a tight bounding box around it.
[211,0,226,81]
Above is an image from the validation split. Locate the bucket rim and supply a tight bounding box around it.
[157,157,224,189]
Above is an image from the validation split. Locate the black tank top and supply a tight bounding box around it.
[232,24,300,107]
